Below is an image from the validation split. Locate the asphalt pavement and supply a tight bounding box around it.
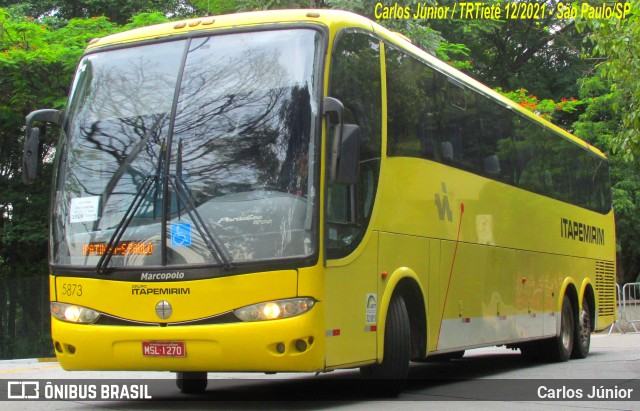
[0,331,638,410]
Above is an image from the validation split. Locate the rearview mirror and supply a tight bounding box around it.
[323,97,360,185]
[22,109,63,184]
[23,127,41,184]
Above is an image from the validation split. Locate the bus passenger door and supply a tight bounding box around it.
[323,30,382,368]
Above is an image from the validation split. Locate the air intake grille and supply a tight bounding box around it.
[595,260,616,317]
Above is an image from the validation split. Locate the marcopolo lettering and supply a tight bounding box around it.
[140,271,185,281]
[560,218,605,246]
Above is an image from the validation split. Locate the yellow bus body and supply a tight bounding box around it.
[50,9,616,374]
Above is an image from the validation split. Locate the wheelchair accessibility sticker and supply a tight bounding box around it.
[366,293,377,324]
[171,223,192,247]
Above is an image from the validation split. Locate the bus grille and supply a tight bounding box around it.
[94,311,239,326]
[595,260,616,317]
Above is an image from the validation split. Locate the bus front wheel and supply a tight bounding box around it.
[176,371,208,394]
[360,293,410,395]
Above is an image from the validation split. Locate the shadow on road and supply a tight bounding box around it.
[80,350,553,409]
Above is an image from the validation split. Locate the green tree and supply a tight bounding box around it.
[429,0,588,99]
[578,1,640,154]
[574,76,640,283]
[190,0,238,15]
[0,0,182,24]
[573,2,640,282]
[0,6,124,357]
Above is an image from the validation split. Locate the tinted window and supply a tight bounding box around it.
[385,46,611,213]
[326,31,382,259]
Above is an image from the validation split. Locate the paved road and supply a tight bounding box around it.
[0,332,639,410]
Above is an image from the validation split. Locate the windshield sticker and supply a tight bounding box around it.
[69,196,100,223]
[171,223,192,247]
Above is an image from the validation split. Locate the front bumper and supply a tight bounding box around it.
[52,303,325,373]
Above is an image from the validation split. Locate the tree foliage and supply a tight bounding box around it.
[0,0,182,24]
[578,1,640,155]
[235,0,318,11]
[429,1,588,99]
[571,2,640,281]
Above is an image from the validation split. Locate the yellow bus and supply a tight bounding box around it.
[23,9,616,394]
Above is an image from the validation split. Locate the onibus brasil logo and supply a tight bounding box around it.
[7,381,152,400]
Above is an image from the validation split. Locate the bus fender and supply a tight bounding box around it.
[577,277,595,329]
[578,278,594,308]
[375,267,426,361]
[557,277,578,335]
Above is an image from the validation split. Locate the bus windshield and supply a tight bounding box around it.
[51,28,322,271]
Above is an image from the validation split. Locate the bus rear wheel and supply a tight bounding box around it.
[176,371,208,394]
[519,295,574,362]
[571,298,591,359]
[548,295,574,362]
[360,293,410,395]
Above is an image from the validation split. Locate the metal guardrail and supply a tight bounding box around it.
[607,283,623,335]
[607,282,640,334]
[622,282,640,333]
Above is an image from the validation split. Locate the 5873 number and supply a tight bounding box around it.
[61,283,83,297]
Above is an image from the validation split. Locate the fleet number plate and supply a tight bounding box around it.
[142,341,186,357]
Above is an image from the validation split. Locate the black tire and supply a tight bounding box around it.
[521,295,574,362]
[571,298,591,359]
[548,295,574,362]
[360,293,411,395]
[176,371,207,394]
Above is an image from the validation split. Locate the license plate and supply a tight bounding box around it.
[142,341,186,357]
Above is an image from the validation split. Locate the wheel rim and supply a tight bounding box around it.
[578,306,591,349]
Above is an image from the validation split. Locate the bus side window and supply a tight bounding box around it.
[326,31,382,260]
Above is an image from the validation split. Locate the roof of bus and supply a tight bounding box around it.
[85,9,373,50]
[86,9,606,160]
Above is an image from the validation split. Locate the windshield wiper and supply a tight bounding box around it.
[170,175,232,269]
[95,170,233,273]
[96,174,155,274]
[94,115,166,228]
[96,123,166,274]
[95,135,232,273]
[171,139,232,269]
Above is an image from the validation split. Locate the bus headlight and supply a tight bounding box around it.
[51,302,100,324]
[234,298,315,322]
